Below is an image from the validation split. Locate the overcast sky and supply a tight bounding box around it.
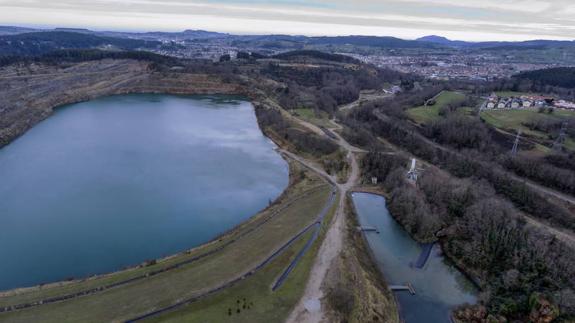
[1,0,574,41]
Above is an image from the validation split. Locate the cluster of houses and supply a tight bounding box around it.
[554,100,575,110]
[483,94,575,111]
[484,94,551,110]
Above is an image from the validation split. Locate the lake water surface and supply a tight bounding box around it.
[352,192,477,323]
[0,94,288,290]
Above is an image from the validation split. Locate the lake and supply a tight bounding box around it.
[352,192,477,323]
[0,94,288,291]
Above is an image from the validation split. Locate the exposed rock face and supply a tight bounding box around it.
[0,59,246,148]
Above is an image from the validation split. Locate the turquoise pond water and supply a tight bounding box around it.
[352,192,477,323]
[0,94,288,290]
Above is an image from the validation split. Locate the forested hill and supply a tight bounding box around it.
[0,31,160,56]
[0,49,176,67]
[309,35,441,49]
[515,67,575,88]
[272,50,360,64]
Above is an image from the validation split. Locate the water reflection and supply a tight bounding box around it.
[352,192,477,323]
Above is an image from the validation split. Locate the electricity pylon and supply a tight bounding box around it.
[511,130,521,156]
[553,121,568,151]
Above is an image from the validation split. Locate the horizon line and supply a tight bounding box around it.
[3,23,574,44]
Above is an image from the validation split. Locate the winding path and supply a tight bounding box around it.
[286,117,363,323]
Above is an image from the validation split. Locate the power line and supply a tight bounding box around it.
[511,130,521,156]
[553,121,568,151]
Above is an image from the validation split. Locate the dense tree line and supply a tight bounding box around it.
[344,86,575,319]
[343,101,575,231]
[356,82,575,198]
[515,67,575,89]
[359,152,575,321]
[0,31,160,57]
[255,106,338,157]
[500,155,575,195]
[272,50,360,64]
[478,74,575,101]
[0,49,178,67]
[361,151,408,183]
[261,62,406,115]
[546,152,575,172]
[425,116,492,151]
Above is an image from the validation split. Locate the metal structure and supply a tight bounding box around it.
[511,130,521,156]
[389,283,416,295]
[553,121,568,151]
[407,158,418,182]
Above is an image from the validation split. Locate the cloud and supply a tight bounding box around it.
[0,0,574,41]
[396,0,552,13]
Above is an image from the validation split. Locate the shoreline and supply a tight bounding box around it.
[0,93,293,299]
[349,188,481,322]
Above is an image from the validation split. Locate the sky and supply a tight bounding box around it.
[0,0,575,41]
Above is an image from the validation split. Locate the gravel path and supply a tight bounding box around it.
[286,119,362,323]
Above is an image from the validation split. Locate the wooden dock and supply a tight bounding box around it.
[389,283,416,295]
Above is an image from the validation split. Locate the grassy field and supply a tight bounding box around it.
[147,192,339,323]
[292,108,332,128]
[481,109,575,135]
[0,162,334,322]
[481,109,575,151]
[407,91,468,124]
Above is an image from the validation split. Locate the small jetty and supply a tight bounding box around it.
[357,226,380,234]
[389,283,416,295]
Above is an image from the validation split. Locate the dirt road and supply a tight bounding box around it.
[285,119,361,323]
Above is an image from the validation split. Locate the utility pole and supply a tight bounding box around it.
[511,130,521,156]
[553,121,568,151]
[407,158,418,182]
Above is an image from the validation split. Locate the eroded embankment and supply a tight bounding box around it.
[0,59,248,149]
[321,192,400,323]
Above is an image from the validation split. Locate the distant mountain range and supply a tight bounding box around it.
[0,25,574,56]
[0,26,38,35]
[416,35,575,49]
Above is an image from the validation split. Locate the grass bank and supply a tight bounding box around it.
[481,109,575,151]
[0,161,333,322]
[407,91,468,124]
[146,191,339,323]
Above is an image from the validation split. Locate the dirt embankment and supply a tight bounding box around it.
[322,193,400,323]
[0,59,247,148]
